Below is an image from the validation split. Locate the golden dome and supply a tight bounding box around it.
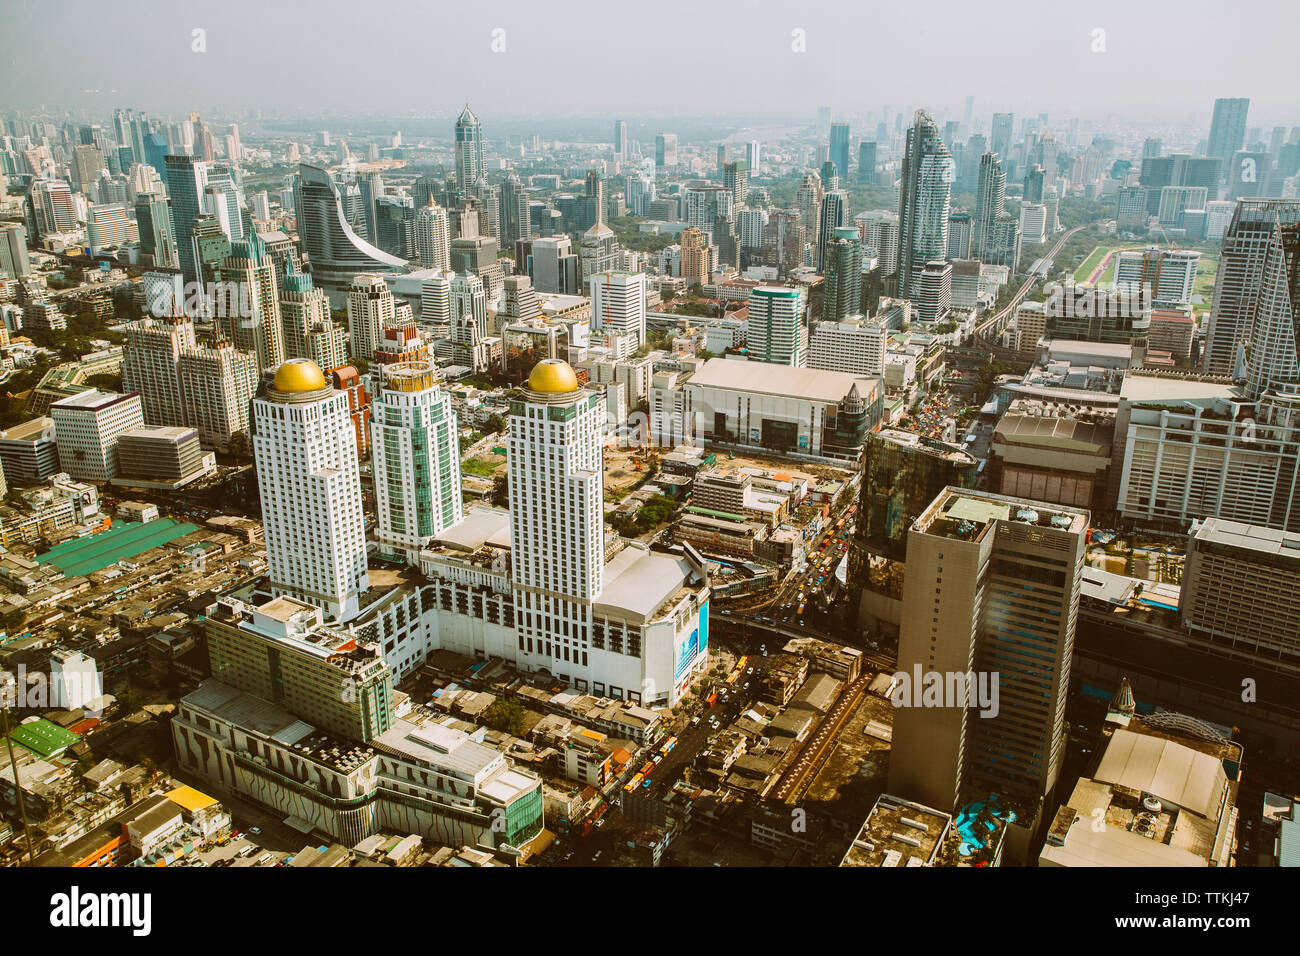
[273,358,328,393]
[528,359,579,393]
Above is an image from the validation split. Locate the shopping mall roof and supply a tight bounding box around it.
[36,517,199,577]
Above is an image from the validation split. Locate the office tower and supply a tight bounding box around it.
[897,110,954,299]
[370,360,463,563]
[449,272,490,371]
[889,487,1088,813]
[858,212,900,280]
[85,202,130,254]
[203,164,245,242]
[416,271,453,327]
[723,160,749,207]
[817,190,848,273]
[411,199,451,270]
[737,207,769,256]
[1143,137,1163,159]
[746,140,761,176]
[451,234,504,298]
[213,232,285,373]
[528,235,580,293]
[589,271,647,345]
[857,141,877,184]
[0,222,29,279]
[914,260,953,323]
[280,262,348,372]
[1207,98,1250,170]
[830,122,851,183]
[134,192,177,269]
[823,226,863,322]
[807,317,887,377]
[947,213,972,260]
[626,170,655,216]
[164,154,210,288]
[655,133,677,171]
[122,316,196,428]
[1019,202,1048,244]
[347,274,395,363]
[28,179,77,236]
[1202,199,1300,381]
[293,164,405,306]
[684,185,734,237]
[1023,164,1046,204]
[454,105,485,191]
[796,171,824,244]
[747,286,807,366]
[1157,185,1209,226]
[502,274,541,321]
[1242,206,1300,399]
[71,144,104,194]
[680,227,711,284]
[500,173,529,247]
[985,216,1022,275]
[819,160,839,192]
[613,120,628,160]
[412,174,439,211]
[254,359,369,622]
[990,113,1014,161]
[50,390,145,482]
[508,359,605,671]
[1180,517,1300,665]
[1113,248,1201,308]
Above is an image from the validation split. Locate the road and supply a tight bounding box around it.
[972,225,1085,340]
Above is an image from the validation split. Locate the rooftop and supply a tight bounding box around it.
[687,357,879,404]
[841,794,952,867]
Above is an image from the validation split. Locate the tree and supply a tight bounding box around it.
[484,414,507,435]
[483,695,526,736]
[490,473,509,508]
[0,609,27,634]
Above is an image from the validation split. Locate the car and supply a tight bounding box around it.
[593,851,603,860]
[250,826,262,835]
[691,716,700,726]
[594,818,606,828]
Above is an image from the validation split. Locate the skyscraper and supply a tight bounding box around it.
[214,232,285,374]
[134,192,177,269]
[655,133,678,171]
[1203,199,1300,381]
[254,359,370,622]
[822,226,863,322]
[454,105,485,192]
[1207,97,1250,172]
[990,112,1015,163]
[280,262,347,373]
[889,487,1088,813]
[412,199,451,270]
[370,361,463,564]
[508,359,605,673]
[294,164,405,306]
[897,110,955,298]
[589,271,647,346]
[747,286,807,366]
[613,120,628,160]
[165,154,210,288]
[830,122,851,183]
[122,316,196,429]
[857,141,877,185]
[0,222,30,280]
[347,274,396,363]
[817,190,848,273]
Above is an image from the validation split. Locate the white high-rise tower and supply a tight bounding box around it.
[412,200,451,270]
[254,359,370,622]
[508,360,606,674]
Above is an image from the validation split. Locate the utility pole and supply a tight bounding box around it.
[1,703,37,866]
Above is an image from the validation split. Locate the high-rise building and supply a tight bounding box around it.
[254,359,370,622]
[973,153,1006,264]
[1207,98,1250,172]
[27,179,77,237]
[1202,199,1300,382]
[454,105,485,192]
[293,164,405,306]
[50,390,145,482]
[746,286,807,366]
[897,110,954,298]
[990,113,1015,163]
[347,274,396,363]
[164,155,209,288]
[134,192,177,269]
[500,173,529,247]
[213,232,285,373]
[947,213,973,260]
[889,487,1088,812]
[411,199,451,270]
[178,338,259,453]
[280,262,347,373]
[746,140,761,176]
[680,227,711,284]
[589,271,647,345]
[655,133,678,171]
[857,141,877,185]
[0,222,30,279]
[122,316,196,428]
[985,216,1022,275]
[370,361,462,564]
[822,226,863,322]
[829,122,851,183]
[808,317,887,377]
[817,190,848,273]
[723,160,749,207]
[613,120,628,160]
[508,358,605,665]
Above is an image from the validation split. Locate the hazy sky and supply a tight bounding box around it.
[3,0,1298,126]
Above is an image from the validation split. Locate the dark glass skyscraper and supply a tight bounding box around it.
[896,110,954,298]
[830,122,851,184]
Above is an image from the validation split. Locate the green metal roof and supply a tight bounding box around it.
[36,517,199,577]
[9,718,81,759]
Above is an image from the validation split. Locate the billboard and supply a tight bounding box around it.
[675,601,710,680]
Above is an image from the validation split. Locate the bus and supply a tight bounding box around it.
[624,773,644,792]
[662,736,677,754]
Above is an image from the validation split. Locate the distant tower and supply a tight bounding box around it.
[412,200,451,270]
[455,105,485,191]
